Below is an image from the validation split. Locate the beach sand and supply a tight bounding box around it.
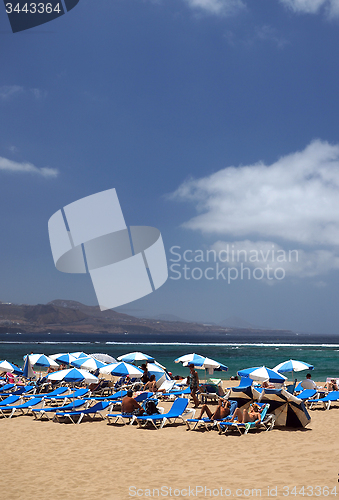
[1,386,339,500]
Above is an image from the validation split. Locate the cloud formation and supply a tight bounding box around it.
[183,0,245,15]
[0,157,59,178]
[0,85,47,101]
[171,140,339,247]
[279,0,339,18]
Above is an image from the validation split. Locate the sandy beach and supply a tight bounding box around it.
[1,381,339,500]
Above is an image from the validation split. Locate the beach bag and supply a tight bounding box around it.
[144,398,160,415]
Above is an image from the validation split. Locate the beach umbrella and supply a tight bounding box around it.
[71,356,106,371]
[22,355,34,379]
[100,362,143,378]
[259,388,311,428]
[0,360,23,375]
[69,351,88,359]
[25,354,59,368]
[50,353,79,365]
[237,366,287,384]
[175,353,227,371]
[273,359,314,374]
[226,386,261,411]
[147,362,171,387]
[117,352,154,363]
[47,368,98,384]
[91,353,117,364]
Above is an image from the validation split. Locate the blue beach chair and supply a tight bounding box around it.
[0,397,45,419]
[135,397,189,429]
[308,390,339,410]
[185,400,238,431]
[106,392,155,425]
[32,399,89,420]
[216,403,273,435]
[54,400,113,424]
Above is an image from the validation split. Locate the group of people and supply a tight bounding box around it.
[300,373,338,392]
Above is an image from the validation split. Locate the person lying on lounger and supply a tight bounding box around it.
[196,398,231,421]
[229,403,262,426]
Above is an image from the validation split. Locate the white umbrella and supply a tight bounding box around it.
[50,353,78,365]
[117,352,154,363]
[273,359,314,374]
[237,366,287,383]
[0,360,23,375]
[25,354,59,368]
[100,362,143,378]
[71,356,106,371]
[147,362,171,387]
[91,353,117,364]
[47,368,98,384]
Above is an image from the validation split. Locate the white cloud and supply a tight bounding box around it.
[0,85,47,101]
[211,240,339,278]
[0,85,24,100]
[170,140,339,247]
[279,0,339,18]
[0,157,59,178]
[183,0,245,15]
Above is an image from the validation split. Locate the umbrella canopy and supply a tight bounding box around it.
[71,356,106,371]
[25,354,59,368]
[0,360,23,375]
[259,388,311,427]
[117,352,155,363]
[273,359,314,374]
[237,366,287,384]
[100,362,143,378]
[226,386,261,411]
[50,353,79,365]
[91,353,117,364]
[22,355,35,379]
[147,362,171,384]
[175,353,228,372]
[47,368,98,384]
[69,351,88,359]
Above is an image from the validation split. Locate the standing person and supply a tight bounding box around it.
[188,363,200,408]
[141,364,150,384]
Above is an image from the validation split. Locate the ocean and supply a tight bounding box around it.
[1,330,338,381]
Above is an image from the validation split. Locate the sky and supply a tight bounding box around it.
[1,0,339,334]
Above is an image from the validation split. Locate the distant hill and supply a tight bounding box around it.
[219,316,262,329]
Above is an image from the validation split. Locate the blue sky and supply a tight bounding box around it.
[1,0,339,334]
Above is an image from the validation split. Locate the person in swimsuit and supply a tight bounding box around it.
[188,363,200,408]
[229,402,262,426]
[197,398,231,421]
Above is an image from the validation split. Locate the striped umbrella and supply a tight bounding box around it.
[259,388,311,427]
[100,362,143,378]
[0,360,23,375]
[273,359,314,374]
[25,354,59,368]
[47,368,98,384]
[71,356,106,371]
[50,353,79,365]
[117,352,154,363]
[237,366,287,384]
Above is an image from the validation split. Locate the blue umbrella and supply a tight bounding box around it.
[71,356,106,370]
[175,353,228,373]
[117,352,155,363]
[47,368,98,384]
[100,362,143,378]
[22,355,34,379]
[25,354,59,368]
[51,353,78,365]
[237,366,287,384]
[0,360,23,375]
[273,359,314,374]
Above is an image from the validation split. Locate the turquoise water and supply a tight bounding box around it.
[1,340,338,382]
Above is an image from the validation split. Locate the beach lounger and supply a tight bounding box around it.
[308,390,339,410]
[54,401,113,424]
[32,399,89,420]
[0,395,22,406]
[161,387,191,399]
[135,397,189,429]
[0,385,35,399]
[0,383,15,393]
[28,387,71,400]
[297,389,318,402]
[216,403,273,435]
[106,392,155,425]
[185,400,238,431]
[0,397,45,418]
[87,389,128,402]
[42,387,90,405]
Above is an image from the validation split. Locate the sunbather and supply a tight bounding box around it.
[229,403,262,426]
[325,379,339,392]
[143,375,157,392]
[197,398,231,421]
[121,390,144,415]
